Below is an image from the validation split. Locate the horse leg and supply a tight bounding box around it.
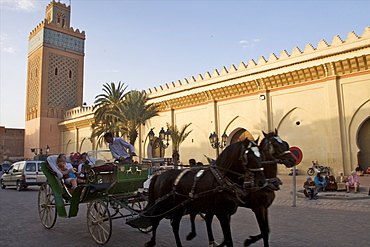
[145,218,160,247]
[186,211,197,241]
[215,213,233,247]
[244,207,269,247]
[170,211,184,247]
[205,213,218,246]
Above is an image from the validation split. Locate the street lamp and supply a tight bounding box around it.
[148,127,171,157]
[209,132,228,157]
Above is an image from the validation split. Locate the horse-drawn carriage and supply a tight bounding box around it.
[38,150,152,244]
[38,130,296,247]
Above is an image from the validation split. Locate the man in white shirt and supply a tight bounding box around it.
[104,132,136,164]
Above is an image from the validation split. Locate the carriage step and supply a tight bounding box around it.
[126,216,152,229]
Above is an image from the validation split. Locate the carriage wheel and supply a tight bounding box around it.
[129,197,152,233]
[38,183,57,229]
[87,199,112,244]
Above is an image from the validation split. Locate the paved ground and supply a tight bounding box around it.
[0,174,369,247]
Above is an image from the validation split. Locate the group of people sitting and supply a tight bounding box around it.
[303,170,361,200]
[56,153,94,190]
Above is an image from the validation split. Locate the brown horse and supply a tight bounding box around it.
[143,138,266,247]
[186,130,296,247]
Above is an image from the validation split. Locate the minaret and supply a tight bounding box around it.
[25,0,85,158]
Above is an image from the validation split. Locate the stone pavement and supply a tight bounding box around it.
[0,174,369,247]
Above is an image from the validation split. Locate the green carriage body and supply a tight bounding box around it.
[41,159,148,218]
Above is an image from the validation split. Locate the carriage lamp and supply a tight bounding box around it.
[81,162,91,175]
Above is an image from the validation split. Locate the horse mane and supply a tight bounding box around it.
[215,140,245,172]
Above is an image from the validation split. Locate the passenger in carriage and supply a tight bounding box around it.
[57,154,78,190]
[77,153,94,174]
[104,132,136,164]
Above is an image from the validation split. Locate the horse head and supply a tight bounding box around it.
[260,129,296,167]
[216,138,266,188]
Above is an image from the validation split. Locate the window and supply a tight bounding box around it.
[69,70,72,78]
[26,163,36,172]
[55,68,58,75]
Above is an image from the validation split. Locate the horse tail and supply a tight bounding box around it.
[145,174,159,211]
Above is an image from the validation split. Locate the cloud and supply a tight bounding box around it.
[239,38,262,49]
[2,47,16,54]
[0,0,37,12]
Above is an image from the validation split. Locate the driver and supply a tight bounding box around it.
[104,132,136,164]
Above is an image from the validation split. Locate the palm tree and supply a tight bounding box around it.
[91,82,128,147]
[105,90,160,145]
[166,122,193,165]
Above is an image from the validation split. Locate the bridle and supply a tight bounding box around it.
[262,136,291,163]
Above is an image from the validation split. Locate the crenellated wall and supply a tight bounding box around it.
[146,27,370,98]
[60,27,370,176]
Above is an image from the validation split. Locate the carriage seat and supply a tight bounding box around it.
[46,155,65,179]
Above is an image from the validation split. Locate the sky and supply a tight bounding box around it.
[1,0,369,129]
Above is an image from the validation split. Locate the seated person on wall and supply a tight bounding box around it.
[336,172,348,191]
[314,172,327,192]
[346,171,360,193]
[324,172,337,191]
[366,166,370,175]
[303,176,318,200]
[189,158,197,167]
[355,164,364,176]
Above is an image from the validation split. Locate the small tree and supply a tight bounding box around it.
[166,122,192,166]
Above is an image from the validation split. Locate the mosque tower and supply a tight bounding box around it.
[25,0,85,158]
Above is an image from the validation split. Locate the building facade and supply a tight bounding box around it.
[24,0,85,159]
[0,127,25,163]
[59,27,370,176]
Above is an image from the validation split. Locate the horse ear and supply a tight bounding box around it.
[262,131,267,137]
[275,128,278,135]
[255,137,260,144]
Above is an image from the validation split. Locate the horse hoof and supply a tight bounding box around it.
[209,241,219,246]
[186,232,196,241]
[145,241,154,247]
